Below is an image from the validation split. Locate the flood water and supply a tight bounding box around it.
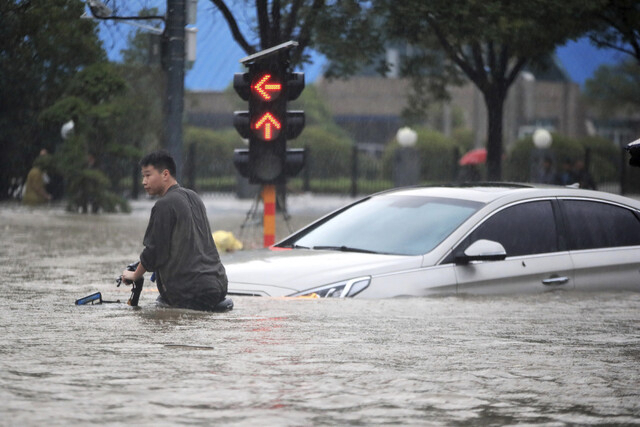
[1,201,640,426]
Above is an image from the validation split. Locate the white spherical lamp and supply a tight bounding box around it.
[396,127,418,148]
[532,128,552,149]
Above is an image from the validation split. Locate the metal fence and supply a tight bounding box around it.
[180,144,639,198]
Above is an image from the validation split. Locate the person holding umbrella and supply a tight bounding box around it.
[458,148,486,182]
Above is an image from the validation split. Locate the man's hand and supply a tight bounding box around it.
[121,269,138,284]
[120,261,146,285]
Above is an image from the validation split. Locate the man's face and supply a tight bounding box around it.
[141,165,166,196]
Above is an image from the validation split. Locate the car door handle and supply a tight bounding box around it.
[542,276,569,286]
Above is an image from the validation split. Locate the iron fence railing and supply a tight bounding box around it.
[120,145,639,199]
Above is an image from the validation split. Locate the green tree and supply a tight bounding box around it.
[0,0,105,200]
[210,0,384,72]
[585,60,640,115]
[382,128,462,182]
[587,0,640,65]
[116,11,166,196]
[380,0,601,180]
[184,126,245,180]
[40,62,137,212]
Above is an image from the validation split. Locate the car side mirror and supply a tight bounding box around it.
[454,239,507,265]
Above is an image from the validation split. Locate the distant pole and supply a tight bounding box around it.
[351,143,358,198]
[164,0,185,181]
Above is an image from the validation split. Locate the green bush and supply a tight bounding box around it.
[580,136,619,183]
[503,138,534,182]
[56,135,129,213]
[505,133,583,182]
[451,128,475,154]
[382,128,461,182]
[504,133,618,185]
[184,126,245,179]
[289,125,353,179]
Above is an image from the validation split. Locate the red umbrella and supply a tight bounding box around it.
[459,148,487,166]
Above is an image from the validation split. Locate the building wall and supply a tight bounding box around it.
[448,76,586,149]
[315,76,410,116]
[185,91,235,129]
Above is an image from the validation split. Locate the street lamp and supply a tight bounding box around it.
[394,127,419,187]
[531,128,553,184]
[396,127,418,148]
[533,128,552,149]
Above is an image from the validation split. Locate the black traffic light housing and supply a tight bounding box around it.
[232,41,306,184]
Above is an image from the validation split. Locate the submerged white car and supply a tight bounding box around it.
[224,184,640,298]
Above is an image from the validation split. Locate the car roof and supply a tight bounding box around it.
[374,183,640,208]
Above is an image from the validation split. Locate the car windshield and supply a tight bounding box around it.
[290,195,484,256]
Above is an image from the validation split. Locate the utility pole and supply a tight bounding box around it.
[163,0,186,181]
[85,0,188,181]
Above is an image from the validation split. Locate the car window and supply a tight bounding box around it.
[561,200,640,250]
[290,195,483,256]
[457,200,558,257]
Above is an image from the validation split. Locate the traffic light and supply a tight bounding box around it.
[232,44,306,184]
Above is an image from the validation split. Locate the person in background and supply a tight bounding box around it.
[120,150,228,311]
[574,159,597,190]
[23,149,52,206]
[535,156,556,185]
[557,158,577,186]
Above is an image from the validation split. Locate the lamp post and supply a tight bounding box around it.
[532,128,553,184]
[394,127,419,187]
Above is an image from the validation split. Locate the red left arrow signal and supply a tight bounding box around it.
[253,112,281,140]
[253,74,282,101]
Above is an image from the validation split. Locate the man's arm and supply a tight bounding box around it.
[121,262,147,283]
[140,202,173,272]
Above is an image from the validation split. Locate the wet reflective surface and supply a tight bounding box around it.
[1,203,639,425]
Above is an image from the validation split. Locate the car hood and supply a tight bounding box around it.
[221,248,423,296]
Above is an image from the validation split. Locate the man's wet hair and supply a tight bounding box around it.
[140,150,176,177]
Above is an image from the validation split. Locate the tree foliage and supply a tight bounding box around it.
[210,0,384,74]
[588,0,640,64]
[585,60,640,115]
[380,0,601,180]
[40,62,138,213]
[115,12,168,198]
[0,0,105,200]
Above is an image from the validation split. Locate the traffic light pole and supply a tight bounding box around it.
[232,41,306,247]
[262,185,277,247]
[164,0,185,181]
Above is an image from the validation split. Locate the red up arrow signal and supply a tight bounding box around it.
[253,74,282,101]
[253,112,281,140]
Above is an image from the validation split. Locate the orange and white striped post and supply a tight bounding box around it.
[262,184,276,247]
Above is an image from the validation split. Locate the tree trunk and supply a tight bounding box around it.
[483,89,506,181]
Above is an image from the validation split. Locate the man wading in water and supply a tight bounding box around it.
[120,150,228,311]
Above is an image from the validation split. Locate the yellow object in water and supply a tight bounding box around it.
[212,230,243,252]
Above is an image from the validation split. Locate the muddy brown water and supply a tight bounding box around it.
[1,200,639,425]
